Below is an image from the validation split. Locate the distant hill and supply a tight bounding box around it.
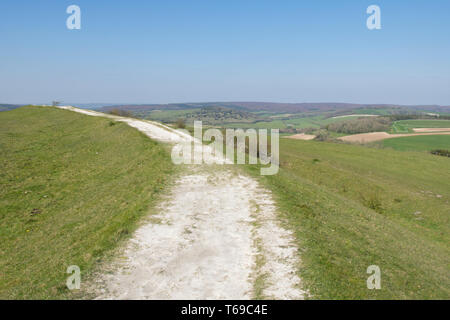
[101,103,200,112]
[101,102,450,114]
[0,104,23,112]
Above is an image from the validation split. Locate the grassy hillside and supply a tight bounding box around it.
[246,138,449,299]
[0,106,174,299]
[383,135,450,152]
[391,119,450,133]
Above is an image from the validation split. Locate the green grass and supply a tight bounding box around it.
[245,139,449,299]
[391,119,450,133]
[383,135,450,152]
[224,120,288,129]
[0,106,174,299]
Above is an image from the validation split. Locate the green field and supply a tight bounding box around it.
[224,115,350,130]
[391,119,450,133]
[0,106,174,299]
[343,108,394,115]
[246,138,450,299]
[145,108,201,122]
[224,119,288,129]
[383,135,450,152]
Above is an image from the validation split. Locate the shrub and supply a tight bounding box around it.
[360,192,384,213]
[314,130,331,141]
[175,118,186,129]
[430,149,450,157]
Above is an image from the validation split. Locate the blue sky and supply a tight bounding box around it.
[1,0,449,105]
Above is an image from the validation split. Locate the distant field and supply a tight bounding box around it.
[123,104,450,133]
[285,115,347,128]
[0,106,174,299]
[146,108,201,122]
[245,138,450,299]
[224,119,288,129]
[127,105,364,130]
[383,135,450,151]
[347,108,393,115]
[224,114,350,130]
[331,114,378,119]
[391,119,450,133]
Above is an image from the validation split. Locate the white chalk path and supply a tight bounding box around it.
[58,106,306,299]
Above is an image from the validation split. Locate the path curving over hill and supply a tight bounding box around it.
[58,106,306,300]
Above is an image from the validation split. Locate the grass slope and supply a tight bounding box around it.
[383,135,450,152]
[246,138,449,299]
[0,106,174,299]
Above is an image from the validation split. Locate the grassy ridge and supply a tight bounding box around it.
[0,106,174,299]
[246,138,449,299]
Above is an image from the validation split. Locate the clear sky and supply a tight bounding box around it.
[1,0,449,105]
